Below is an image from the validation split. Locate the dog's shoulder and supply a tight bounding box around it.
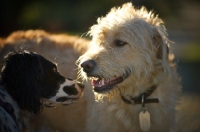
[0,86,22,132]
[0,106,20,132]
[0,86,18,108]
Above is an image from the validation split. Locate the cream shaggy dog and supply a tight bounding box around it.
[77,3,181,132]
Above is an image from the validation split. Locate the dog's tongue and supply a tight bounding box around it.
[92,79,101,87]
[91,76,124,92]
[91,77,122,88]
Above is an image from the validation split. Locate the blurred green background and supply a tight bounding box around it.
[0,0,199,94]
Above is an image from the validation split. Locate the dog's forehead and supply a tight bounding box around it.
[39,55,57,67]
[90,29,130,48]
[90,2,163,45]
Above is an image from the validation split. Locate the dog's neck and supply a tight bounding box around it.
[121,85,159,105]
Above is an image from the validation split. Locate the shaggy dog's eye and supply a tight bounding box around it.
[115,40,127,47]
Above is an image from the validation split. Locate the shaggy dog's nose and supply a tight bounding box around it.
[81,60,96,73]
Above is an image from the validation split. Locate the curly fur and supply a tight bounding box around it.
[1,51,43,114]
[77,3,181,132]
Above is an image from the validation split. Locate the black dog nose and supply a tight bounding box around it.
[81,60,96,73]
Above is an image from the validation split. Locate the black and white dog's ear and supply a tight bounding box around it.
[1,51,43,114]
[29,51,44,81]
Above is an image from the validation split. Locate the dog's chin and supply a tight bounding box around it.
[43,99,57,108]
[91,75,128,93]
[56,97,80,105]
[43,97,80,107]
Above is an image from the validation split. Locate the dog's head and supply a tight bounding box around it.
[0,51,84,114]
[77,3,173,97]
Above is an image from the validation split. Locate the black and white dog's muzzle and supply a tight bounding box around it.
[43,79,84,107]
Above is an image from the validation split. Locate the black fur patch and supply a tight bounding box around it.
[63,85,78,95]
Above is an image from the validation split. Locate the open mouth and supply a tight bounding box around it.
[43,96,79,107]
[91,76,125,93]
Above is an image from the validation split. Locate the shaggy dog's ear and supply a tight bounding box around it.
[152,28,169,60]
[0,51,43,114]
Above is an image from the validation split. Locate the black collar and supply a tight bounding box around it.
[121,85,159,105]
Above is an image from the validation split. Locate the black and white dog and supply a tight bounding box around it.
[0,50,84,132]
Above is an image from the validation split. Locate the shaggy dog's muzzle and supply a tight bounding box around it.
[80,59,130,93]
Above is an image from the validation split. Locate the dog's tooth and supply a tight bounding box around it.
[92,77,99,81]
[104,78,108,84]
[102,78,105,85]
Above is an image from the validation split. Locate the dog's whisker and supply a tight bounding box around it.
[72,68,79,72]
[77,74,82,80]
[80,32,88,39]
[54,56,58,60]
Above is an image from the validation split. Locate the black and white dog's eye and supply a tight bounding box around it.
[53,68,57,72]
[115,40,127,47]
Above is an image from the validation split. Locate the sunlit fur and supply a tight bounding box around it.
[77,3,181,132]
